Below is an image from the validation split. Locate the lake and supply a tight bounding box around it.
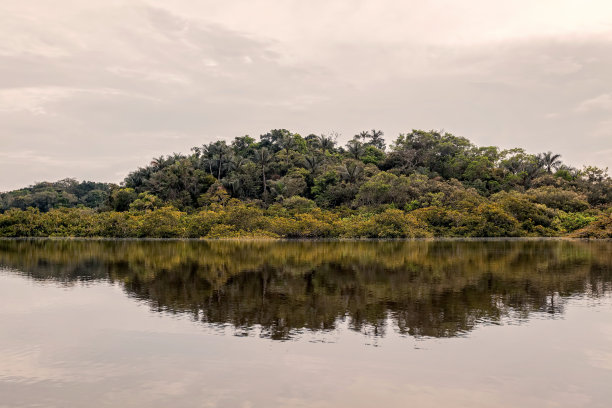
[1,239,611,407]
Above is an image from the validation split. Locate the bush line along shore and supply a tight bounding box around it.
[1,129,611,238]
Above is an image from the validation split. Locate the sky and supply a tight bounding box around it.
[1,0,612,191]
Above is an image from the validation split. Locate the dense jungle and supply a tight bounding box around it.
[1,129,611,238]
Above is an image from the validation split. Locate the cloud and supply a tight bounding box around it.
[1,1,612,190]
[0,87,76,115]
[576,94,612,112]
[106,67,191,85]
[0,87,157,116]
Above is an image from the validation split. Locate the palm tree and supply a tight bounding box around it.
[280,134,297,166]
[254,147,272,194]
[227,155,247,173]
[190,146,201,158]
[196,144,215,175]
[523,160,544,188]
[150,155,165,168]
[539,151,562,173]
[346,139,365,159]
[369,129,386,150]
[304,155,323,175]
[357,131,369,141]
[339,160,364,183]
[211,141,232,180]
[318,134,336,153]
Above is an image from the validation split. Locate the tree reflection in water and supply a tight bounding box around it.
[1,239,610,340]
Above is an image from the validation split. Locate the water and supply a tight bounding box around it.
[0,239,611,407]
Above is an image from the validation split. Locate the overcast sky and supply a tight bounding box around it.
[1,0,611,191]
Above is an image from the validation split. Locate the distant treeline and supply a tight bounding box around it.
[1,129,611,238]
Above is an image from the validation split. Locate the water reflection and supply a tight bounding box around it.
[0,239,610,340]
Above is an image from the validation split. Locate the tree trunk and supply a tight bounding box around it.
[262,165,267,192]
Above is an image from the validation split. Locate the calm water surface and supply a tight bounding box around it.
[1,239,611,407]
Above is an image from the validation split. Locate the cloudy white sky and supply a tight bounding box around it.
[1,0,612,191]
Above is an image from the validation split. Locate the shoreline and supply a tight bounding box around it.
[1,236,609,242]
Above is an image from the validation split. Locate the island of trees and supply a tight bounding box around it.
[1,129,611,238]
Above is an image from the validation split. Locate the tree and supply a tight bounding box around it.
[318,133,337,153]
[368,129,386,150]
[254,147,272,196]
[211,141,232,180]
[196,144,216,175]
[357,131,369,141]
[82,190,108,208]
[109,188,137,212]
[2,126,610,240]
[339,160,364,183]
[280,133,297,166]
[129,192,163,212]
[260,129,292,152]
[224,161,261,199]
[150,155,166,168]
[539,151,562,174]
[304,155,323,176]
[346,138,365,160]
[361,145,385,165]
[231,135,256,158]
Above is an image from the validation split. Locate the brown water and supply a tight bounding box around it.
[1,239,611,407]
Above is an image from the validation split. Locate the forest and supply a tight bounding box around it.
[1,129,611,238]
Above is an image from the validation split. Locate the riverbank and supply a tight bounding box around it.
[1,205,610,239]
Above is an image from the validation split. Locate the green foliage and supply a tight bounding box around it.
[579,166,612,206]
[0,178,111,212]
[361,145,385,165]
[570,213,612,238]
[491,191,557,233]
[129,192,163,212]
[93,211,135,238]
[556,212,597,232]
[354,172,396,206]
[183,210,218,237]
[267,209,340,238]
[527,186,589,212]
[270,169,308,200]
[137,206,185,238]
[345,209,431,238]
[198,184,231,208]
[467,204,522,237]
[0,208,45,236]
[1,128,610,238]
[311,170,341,206]
[280,196,317,213]
[109,188,137,212]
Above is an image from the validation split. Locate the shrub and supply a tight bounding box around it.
[556,212,597,232]
[222,203,266,231]
[0,208,45,237]
[569,214,612,238]
[267,209,340,238]
[466,204,522,237]
[138,207,186,238]
[281,196,317,213]
[184,210,222,238]
[94,211,137,237]
[527,186,589,212]
[491,191,557,232]
[345,209,431,238]
[129,193,163,212]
